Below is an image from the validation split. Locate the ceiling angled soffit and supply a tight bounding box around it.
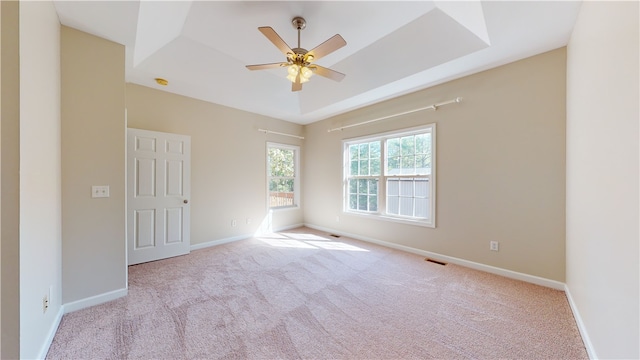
[132,1,193,67]
[434,0,490,45]
[53,0,139,46]
[298,5,491,119]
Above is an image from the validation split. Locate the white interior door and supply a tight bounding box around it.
[127,128,191,265]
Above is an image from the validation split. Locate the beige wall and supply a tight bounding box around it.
[566,2,639,359]
[19,1,61,358]
[126,84,304,244]
[61,26,126,303]
[304,48,567,281]
[1,2,20,358]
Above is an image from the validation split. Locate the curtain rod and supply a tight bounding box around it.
[258,129,304,140]
[327,97,463,133]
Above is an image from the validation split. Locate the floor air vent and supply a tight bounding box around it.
[425,258,447,266]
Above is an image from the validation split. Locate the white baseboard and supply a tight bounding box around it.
[564,285,597,359]
[63,288,128,314]
[304,223,565,290]
[190,233,251,251]
[190,223,305,251]
[36,306,64,360]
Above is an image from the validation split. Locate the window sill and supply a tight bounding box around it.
[343,210,435,228]
[270,205,301,212]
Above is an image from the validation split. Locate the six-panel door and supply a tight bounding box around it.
[127,128,191,265]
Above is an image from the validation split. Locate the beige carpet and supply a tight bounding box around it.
[47,227,587,359]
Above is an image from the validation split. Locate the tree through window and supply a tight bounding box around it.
[267,143,299,209]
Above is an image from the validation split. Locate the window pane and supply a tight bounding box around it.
[358,179,368,194]
[358,195,368,211]
[268,148,294,177]
[386,178,429,219]
[415,178,429,197]
[269,179,293,193]
[399,179,414,196]
[415,133,427,154]
[416,154,430,175]
[359,160,369,175]
[369,179,378,195]
[368,195,378,212]
[399,197,414,217]
[284,179,294,192]
[401,136,415,156]
[350,160,358,176]
[349,194,357,210]
[370,141,381,157]
[370,158,381,176]
[387,195,399,215]
[387,138,400,157]
[359,143,369,159]
[401,155,416,174]
[415,198,428,219]
[269,179,294,207]
[387,156,400,175]
[349,179,357,194]
[387,178,399,196]
[349,145,359,161]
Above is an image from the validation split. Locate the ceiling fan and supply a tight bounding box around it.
[246,17,347,92]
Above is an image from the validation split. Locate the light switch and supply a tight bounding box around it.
[91,185,110,198]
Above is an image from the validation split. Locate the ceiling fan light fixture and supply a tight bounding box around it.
[301,66,313,79]
[286,65,299,82]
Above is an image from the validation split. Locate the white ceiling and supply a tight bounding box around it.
[53,1,582,125]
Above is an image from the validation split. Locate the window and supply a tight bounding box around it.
[267,143,300,209]
[344,124,435,227]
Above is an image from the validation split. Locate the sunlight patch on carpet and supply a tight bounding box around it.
[280,232,328,241]
[257,233,369,252]
[258,238,318,249]
[306,241,368,252]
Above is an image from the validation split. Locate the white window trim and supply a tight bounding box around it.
[267,142,301,211]
[342,124,436,228]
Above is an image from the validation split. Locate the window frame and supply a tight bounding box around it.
[267,142,300,211]
[343,124,436,228]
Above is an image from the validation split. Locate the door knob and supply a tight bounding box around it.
[183,199,189,204]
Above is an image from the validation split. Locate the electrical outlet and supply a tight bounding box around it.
[42,295,49,314]
[336,216,340,222]
[231,219,237,227]
[490,241,499,251]
[91,185,110,198]
[246,218,251,225]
